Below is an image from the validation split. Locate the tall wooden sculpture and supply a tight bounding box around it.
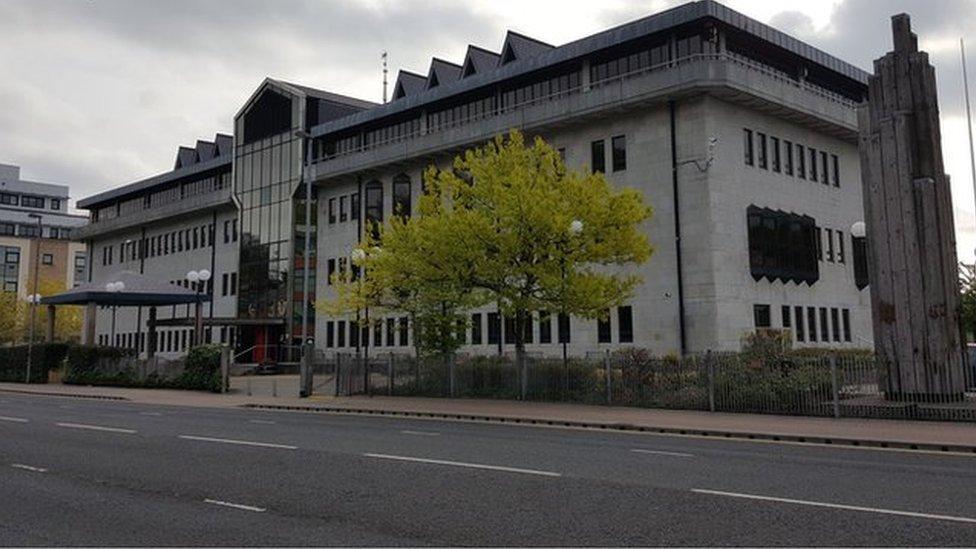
[859,14,967,399]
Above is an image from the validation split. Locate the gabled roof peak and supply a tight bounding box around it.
[499,30,554,66]
[461,45,501,78]
[393,70,428,100]
[426,57,462,89]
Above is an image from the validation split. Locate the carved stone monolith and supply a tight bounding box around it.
[858,13,967,400]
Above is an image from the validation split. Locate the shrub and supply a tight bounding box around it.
[0,343,70,383]
[63,346,137,386]
[180,344,224,393]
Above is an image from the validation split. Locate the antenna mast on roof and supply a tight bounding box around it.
[382,51,389,104]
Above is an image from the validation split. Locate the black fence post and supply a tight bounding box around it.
[334,353,342,397]
[830,355,840,419]
[388,352,394,396]
[604,350,612,406]
[707,350,715,412]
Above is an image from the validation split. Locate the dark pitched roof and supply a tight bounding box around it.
[274,78,378,109]
[311,0,870,139]
[461,45,501,78]
[393,70,428,100]
[215,134,233,156]
[499,31,554,65]
[174,146,197,170]
[426,58,462,89]
[195,140,217,162]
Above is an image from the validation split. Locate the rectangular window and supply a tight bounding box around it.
[558,313,570,344]
[807,307,818,342]
[815,227,823,260]
[223,220,230,243]
[327,258,335,285]
[232,219,238,242]
[597,309,611,343]
[222,273,228,296]
[794,305,805,342]
[349,321,359,348]
[831,154,840,187]
[51,198,61,211]
[393,176,412,218]
[611,135,626,172]
[21,195,44,208]
[399,317,408,346]
[350,193,360,220]
[820,151,829,185]
[193,227,199,249]
[826,228,834,262]
[757,132,767,169]
[487,312,501,344]
[504,315,516,344]
[339,195,347,222]
[796,144,806,179]
[837,233,845,264]
[538,312,552,344]
[618,306,634,343]
[842,309,851,342]
[784,140,793,175]
[770,137,780,172]
[754,304,771,328]
[374,322,383,347]
[590,140,605,174]
[809,148,818,181]
[386,318,395,347]
[471,313,483,345]
[781,305,791,329]
[820,307,830,342]
[41,253,53,265]
[0,193,17,205]
[831,308,841,342]
[230,272,237,295]
[743,129,754,166]
[337,320,346,347]
[328,198,336,224]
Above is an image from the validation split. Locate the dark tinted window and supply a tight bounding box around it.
[591,140,605,174]
[611,135,626,172]
[618,306,633,343]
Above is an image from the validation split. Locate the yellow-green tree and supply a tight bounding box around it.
[0,278,82,345]
[323,130,653,395]
[0,290,27,345]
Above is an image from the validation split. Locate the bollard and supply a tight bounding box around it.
[604,350,612,406]
[706,350,715,413]
[829,355,840,419]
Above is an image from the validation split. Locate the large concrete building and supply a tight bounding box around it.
[75,0,874,360]
[0,163,87,304]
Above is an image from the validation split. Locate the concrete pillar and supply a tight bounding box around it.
[45,305,55,343]
[84,302,96,345]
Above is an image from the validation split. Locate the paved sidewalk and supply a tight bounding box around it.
[1,382,974,450]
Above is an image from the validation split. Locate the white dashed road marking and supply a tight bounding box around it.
[56,422,136,434]
[631,448,695,458]
[400,430,440,436]
[178,435,297,450]
[364,453,561,477]
[203,499,266,512]
[11,463,47,473]
[692,489,976,525]
[0,416,28,423]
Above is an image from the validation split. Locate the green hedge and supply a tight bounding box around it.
[63,345,224,392]
[0,343,70,383]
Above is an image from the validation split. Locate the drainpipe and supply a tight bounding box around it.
[669,99,687,356]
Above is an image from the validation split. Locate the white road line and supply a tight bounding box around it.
[203,498,266,513]
[139,412,162,417]
[56,422,136,434]
[0,416,28,423]
[364,453,561,477]
[400,430,440,436]
[11,463,47,473]
[632,448,695,458]
[248,419,276,425]
[178,435,297,450]
[692,489,976,525]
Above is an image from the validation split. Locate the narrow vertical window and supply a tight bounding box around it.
[399,317,409,346]
[807,307,818,342]
[557,313,570,343]
[538,311,552,344]
[781,305,791,330]
[771,136,780,172]
[831,308,841,342]
[339,195,347,222]
[590,140,605,174]
[487,312,500,345]
[831,154,840,187]
[820,307,829,342]
[326,321,334,348]
[350,193,360,221]
[337,320,346,347]
[794,305,805,341]
[809,148,818,181]
[783,140,793,175]
[328,198,336,224]
[820,151,829,185]
[611,135,626,172]
[753,304,771,328]
[618,306,634,343]
[743,129,754,166]
[386,318,395,346]
[597,309,611,343]
[392,174,412,218]
[796,143,806,179]
[842,309,851,342]
[837,233,845,264]
[471,313,483,345]
[365,180,383,239]
[826,228,834,262]
[757,132,767,169]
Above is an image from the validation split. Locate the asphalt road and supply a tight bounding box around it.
[1,393,975,546]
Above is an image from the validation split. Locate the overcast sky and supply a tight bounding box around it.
[2,0,976,256]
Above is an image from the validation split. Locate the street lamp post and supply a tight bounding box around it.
[295,129,314,350]
[560,219,583,395]
[186,269,211,347]
[24,213,42,382]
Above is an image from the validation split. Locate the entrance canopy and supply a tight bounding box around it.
[41,270,209,307]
